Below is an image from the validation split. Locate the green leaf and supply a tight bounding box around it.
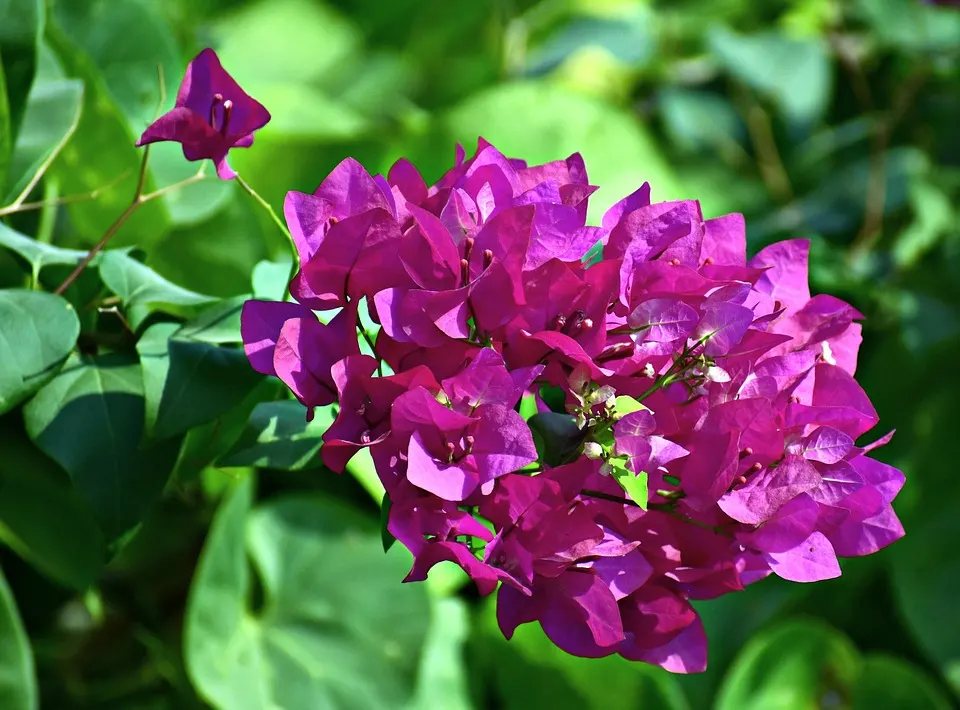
[184,479,431,710]
[441,81,679,221]
[44,14,170,245]
[0,0,43,180]
[527,411,583,467]
[175,296,247,344]
[0,417,104,589]
[218,400,336,470]
[22,353,179,540]
[98,251,217,329]
[380,494,395,553]
[172,379,280,484]
[854,0,960,53]
[136,323,263,440]
[0,567,36,710]
[475,596,688,710]
[715,618,861,710]
[252,258,293,302]
[0,221,88,276]
[3,44,82,203]
[852,655,952,710]
[0,52,11,191]
[0,289,79,415]
[658,88,744,154]
[613,395,647,416]
[407,597,472,710]
[708,27,831,127]
[609,458,648,509]
[892,506,960,694]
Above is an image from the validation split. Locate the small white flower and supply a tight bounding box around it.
[583,442,604,459]
[820,340,837,366]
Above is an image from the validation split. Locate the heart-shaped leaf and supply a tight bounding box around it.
[185,478,431,710]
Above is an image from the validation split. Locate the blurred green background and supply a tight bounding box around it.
[0,0,958,708]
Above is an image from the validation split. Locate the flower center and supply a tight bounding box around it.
[209,93,233,136]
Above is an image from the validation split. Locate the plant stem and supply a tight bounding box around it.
[234,173,298,285]
[54,149,207,296]
[579,488,730,536]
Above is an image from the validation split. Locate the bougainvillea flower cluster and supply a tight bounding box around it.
[241,139,905,672]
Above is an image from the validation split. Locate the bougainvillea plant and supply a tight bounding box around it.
[135,48,904,673]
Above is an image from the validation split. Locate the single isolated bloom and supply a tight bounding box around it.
[136,48,270,180]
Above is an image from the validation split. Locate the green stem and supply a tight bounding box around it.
[234,173,298,285]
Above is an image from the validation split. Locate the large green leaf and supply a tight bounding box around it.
[98,251,217,329]
[852,655,952,710]
[0,0,43,186]
[22,353,179,540]
[0,289,79,415]
[184,479,430,710]
[44,12,170,245]
[136,322,263,440]
[475,596,688,710]
[218,400,335,471]
[715,619,861,710]
[0,417,104,588]
[891,506,960,697]
[3,47,82,203]
[441,81,679,220]
[0,567,36,710]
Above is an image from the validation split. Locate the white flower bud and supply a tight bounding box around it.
[599,461,614,477]
[705,365,731,383]
[583,442,604,459]
[642,362,656,379]
[820,340,836,366]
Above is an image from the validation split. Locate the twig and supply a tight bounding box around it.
[1,85,84,213]
[0,170,131,217]
[54,150,207,295]
[234,173,298,284]
[737,87,794,203]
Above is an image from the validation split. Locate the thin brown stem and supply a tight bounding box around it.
[54,151,207,295]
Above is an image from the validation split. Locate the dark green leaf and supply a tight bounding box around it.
[172,379,280,484]
[380,494,395,553]
[3,41,82,203]
[22,353,178,540]
[218,400,336,470]
[892,506,960,694]
[852,655,952,710]
[184,479,431,710]
[0,0,43,182]
[0,567,36,710]
[527,412,583,467]
[0,417,104,589]
[137,322,263,440]
[0,221,88,276]
[715,619,861,710]
[0,289,79,415]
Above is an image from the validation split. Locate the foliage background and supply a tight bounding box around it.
[0,0,958,708]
